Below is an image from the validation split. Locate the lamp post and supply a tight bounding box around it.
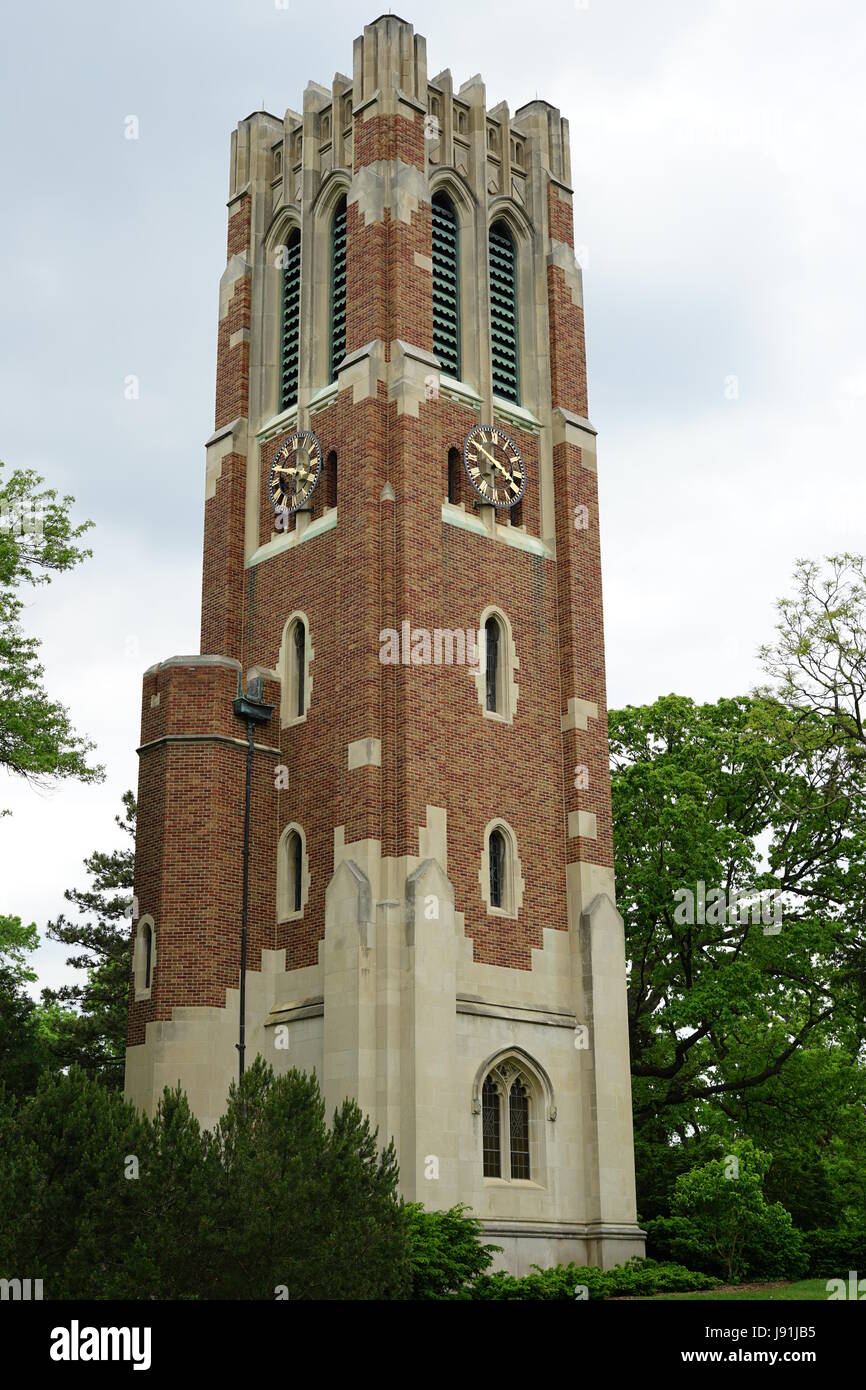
[232,673,274,1084]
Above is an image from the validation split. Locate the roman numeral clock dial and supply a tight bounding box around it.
[463,424,526,509]
[268,430,323,516]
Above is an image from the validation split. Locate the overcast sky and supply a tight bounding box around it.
[1,0,864,996]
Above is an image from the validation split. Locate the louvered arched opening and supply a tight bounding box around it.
[489,220,519,403]
[432,192,460,379]
[330,196,347,381]
[280,228,301,411]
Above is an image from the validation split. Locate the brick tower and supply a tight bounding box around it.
[124,14,644,1273]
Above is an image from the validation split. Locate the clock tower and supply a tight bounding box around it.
[124,13,644,1273]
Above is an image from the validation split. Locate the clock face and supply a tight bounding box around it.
[268,431,323,516]
[463,425,526,509]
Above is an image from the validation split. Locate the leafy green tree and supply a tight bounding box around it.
[646,1140,806,1282]
[43,792,135,1086]
[406,1203,499,1299]
[0,915,68,1099]
[759,553,866,754]
[610,689,866,1227]
[0,462,101,803]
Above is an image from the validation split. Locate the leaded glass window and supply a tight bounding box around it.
[482,1077,502,1177]
[509,1079,531,1180]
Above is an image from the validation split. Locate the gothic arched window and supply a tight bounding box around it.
[432,192,460,379]
[280,227,301,411]
[489,220,519,403]
[330,195,347,381]
[479,1060,535,1182]
[134,916,156,999]
[143,922,153,991]
[288,830,303,913]
[489,828,505,908]
[278,824,308,920]
[282,613,311,725]
[293,621,306,718]
[485,615,501,712]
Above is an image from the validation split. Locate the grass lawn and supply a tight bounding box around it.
[654,1279,830,1301]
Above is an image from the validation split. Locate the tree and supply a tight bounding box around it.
[0,1060,412,1300]
[0,915,55,1098]
[0,461,101,805]
[646,1140,806,1282]
[43,792,135,1086]
[611,692,866,1228]
[759,553,866,754]
[405,1203,499,1299]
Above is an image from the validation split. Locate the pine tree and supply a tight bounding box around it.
[42,792,135,1086]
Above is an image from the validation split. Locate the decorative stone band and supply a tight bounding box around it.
[137,733,281,757]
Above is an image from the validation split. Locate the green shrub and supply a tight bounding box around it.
[406,1203,499,1299]
[803,1227,866,1279]
[646,1139,808,1283]
[465,1257,718,1301]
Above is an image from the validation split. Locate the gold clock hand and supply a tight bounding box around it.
[477,442,512,479]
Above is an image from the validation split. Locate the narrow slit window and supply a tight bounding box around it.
[489,828,505,909]
[143,924,153,990]
[327,451,338,508]
[447,447,459,504]
[485,616,500,712]
[294,622,306,718]
[288,832,302,913]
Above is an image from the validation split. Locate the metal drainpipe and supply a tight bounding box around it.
[232,674,274,1086]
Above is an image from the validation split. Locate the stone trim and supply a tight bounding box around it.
[205,417,247,502]
[264,997,324,1027]
[349,159,429,226]
[547,241,584,308]
[256,403,300,444]
[137,733,281,756]
[457,996,576,1028]
[561,696,599,732]
[247,509,337,568]
[568,810,598,840]
[442,503,552,559]
[348,736,382,769]
[143,654,242,678]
